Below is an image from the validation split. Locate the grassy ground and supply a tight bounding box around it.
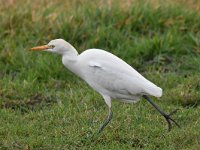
[0,0,200,149]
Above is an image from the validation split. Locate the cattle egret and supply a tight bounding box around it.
[31,39,180,133]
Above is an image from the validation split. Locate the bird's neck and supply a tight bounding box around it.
[62,50,82,78]
[62,50,78,61]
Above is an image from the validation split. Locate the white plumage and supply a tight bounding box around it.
[77,49,162,102]
[31,39,179,133]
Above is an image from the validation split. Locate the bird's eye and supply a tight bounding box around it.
[49,45,55,49]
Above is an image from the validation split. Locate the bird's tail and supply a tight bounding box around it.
[143,80,163,98]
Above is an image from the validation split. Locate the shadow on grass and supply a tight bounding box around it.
[0,93,57,114]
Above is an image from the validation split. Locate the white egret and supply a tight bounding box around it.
[31,39,180,133]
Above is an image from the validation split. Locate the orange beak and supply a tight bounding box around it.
[30,45,49,51]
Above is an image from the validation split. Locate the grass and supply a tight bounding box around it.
[0,0,200,149]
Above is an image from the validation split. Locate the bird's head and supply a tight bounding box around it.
[31,39,77,55]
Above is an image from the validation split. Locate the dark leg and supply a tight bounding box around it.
[143,95,180,131]
[98,108,113,133]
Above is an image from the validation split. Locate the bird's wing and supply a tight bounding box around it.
[79,49,162,98]
[88,61,146,95]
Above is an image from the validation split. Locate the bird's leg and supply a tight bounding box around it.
[98,108,113,133]
[143,95,180,131]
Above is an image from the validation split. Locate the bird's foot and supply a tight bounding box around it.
[164,109,180,131]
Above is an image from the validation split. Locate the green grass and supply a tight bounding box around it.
[0,0,200,149]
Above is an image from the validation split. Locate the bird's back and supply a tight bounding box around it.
[78,49,162,101]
